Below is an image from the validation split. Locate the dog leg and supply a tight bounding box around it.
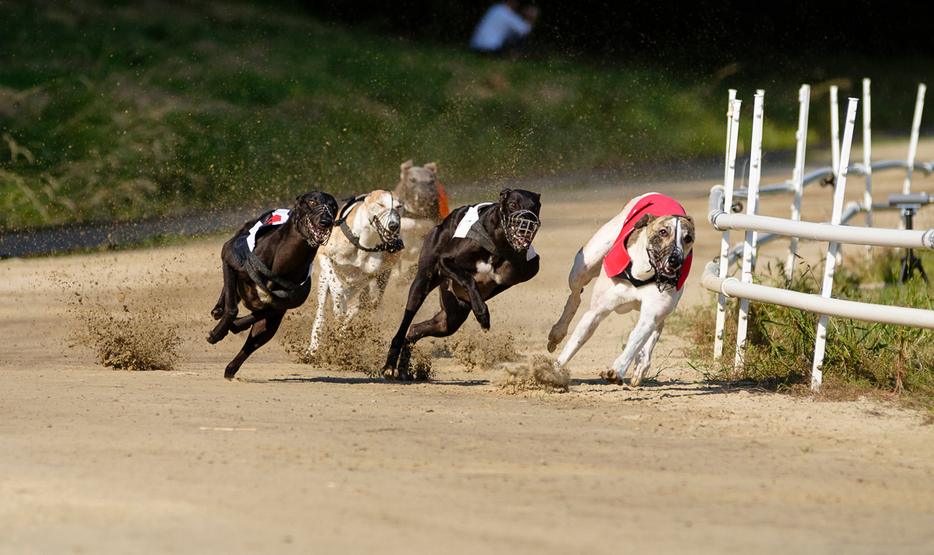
[553,270,632,371]
[548,249,601,352]
[343,290,363,324]
[383,272,438,379]
[211,288,226,320]
[308,261,333,354]
[207,261,241,344]
[408,286,471,342]
[367,269,392,308]
[230,308,276,334]
[603,295,679,385]
[602,315,659,386]
[437,256,489,329]
[396,287,470,377]
[554,303,613,371]
[629,323,663,387]
[224,311,285,380]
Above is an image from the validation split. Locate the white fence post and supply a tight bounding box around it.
[750,89,766,271]
[903,83,926,195]
[811,97,860,391]
[786,84,811,278]
[734,91,765,371]
[715,93,743,360]
[863,78,873,229]
[830,85,841,177]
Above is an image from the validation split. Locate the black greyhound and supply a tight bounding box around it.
[208,191,339,379]
[382,188,542,379]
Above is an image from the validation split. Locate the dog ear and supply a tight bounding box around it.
[400,159,413,179]
[424,162,437,174]
[633,214,657,230]
[499,188,513,203]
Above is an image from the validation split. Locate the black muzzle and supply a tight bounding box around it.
[649,245,684,291]
[301,204,336,247]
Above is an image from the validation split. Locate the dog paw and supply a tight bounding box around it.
[211,306,224,320]
[600,370,624,385]
[546,327,565,352]
[206,331,223,345]
[476,311,490,330]
[382,368,411,382]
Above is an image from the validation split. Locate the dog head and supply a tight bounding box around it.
[395,159,440,220]
[293,191,338,247]
[361,189,402,242]
[498,188,542,252]
[633,213,695,287]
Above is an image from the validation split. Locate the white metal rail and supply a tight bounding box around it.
[706,82,934,390]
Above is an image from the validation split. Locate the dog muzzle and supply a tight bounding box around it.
[372,208,402,242]
[301,204,336,247]
[502,209,540,252]
[649,246,684,291]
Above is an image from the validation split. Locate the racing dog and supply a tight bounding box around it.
[307,189,403,355]
[207,191,338,379]
[382,188,541,380]
[392,160,449,273]
[547,192,694,386]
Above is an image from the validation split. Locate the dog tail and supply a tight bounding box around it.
[438,184,450,219]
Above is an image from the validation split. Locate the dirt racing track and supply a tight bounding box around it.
[2,147,934,554]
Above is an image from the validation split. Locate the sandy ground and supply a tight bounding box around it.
[2,141,934,554]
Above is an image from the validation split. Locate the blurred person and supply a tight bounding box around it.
[470,1,539,56]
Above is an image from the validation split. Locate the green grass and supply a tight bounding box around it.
[674,250,934,412]
[0,0,794,229]
[3,1,932,231]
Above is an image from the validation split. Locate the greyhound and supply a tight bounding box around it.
[547,192,695,386]
[207,191,338,379]
[392,159,449,275]
[308,189,403,355]
[382,188,542,380]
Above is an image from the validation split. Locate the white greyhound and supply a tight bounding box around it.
[308,190,403,355]
[547,192,695,386]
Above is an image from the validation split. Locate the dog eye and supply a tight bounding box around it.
[659,229,669,237]
[685,234,694,243]
[509,201,517,209]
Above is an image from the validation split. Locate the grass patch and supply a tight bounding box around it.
[2,0,807,230]
[673,250,934,413]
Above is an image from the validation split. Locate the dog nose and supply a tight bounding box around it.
[387,210,401,232]
[666,251,683,270]
[320,214,334,228]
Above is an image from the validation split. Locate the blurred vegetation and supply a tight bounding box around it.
[674,250,934,412]
[1,0,932,229]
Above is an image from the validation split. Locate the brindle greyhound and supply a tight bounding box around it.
[207,191,339,379]
[382,188,542,380]
[392,159,447,277]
